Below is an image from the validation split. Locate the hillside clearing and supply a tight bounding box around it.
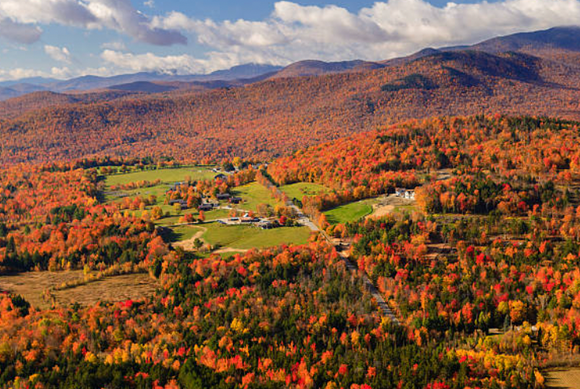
[0,271,157,310]
[324,198,377,224]
[280,182,331,201]
[231,182,283,212]
[546,368,580,389]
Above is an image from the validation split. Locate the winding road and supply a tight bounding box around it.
[290,199,400,325]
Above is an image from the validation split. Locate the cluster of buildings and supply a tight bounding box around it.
[216,193,242,204]
[166,179,243,211]
[395,188,416,200]
[217,215,280,229]
[198,193,242,211]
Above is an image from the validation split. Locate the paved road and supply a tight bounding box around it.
[293,202,400,325]
[263,178,400,325]
[336,250,400,324]
[287,202,320,231]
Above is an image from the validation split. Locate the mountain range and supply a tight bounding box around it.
[3,25,580,103]
[0,64,283,101]
[1,26,580,165]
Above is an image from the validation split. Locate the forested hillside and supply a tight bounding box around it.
[3,24,580,389]
[1,115,580,387]
[2,40,580,165]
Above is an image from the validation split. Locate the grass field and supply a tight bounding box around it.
[324,199,377,224]
[0,271,157,310]
[171,225,205,241]
[103,166,221,225]
[105,166,216,187]
[204,208,230,220]
[232,182,283,212]
[201,223,311,250]
[280,182,331,201]
[546,368,580,389]
[167,221,311,251]
[103,166,216,203]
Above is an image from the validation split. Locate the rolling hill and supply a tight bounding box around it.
[270,59,386,79]
[0,64,283,101]
[1,27,580,165]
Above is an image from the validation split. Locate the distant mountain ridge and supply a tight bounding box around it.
[0,64,283,101]
[2,26,580,102]
[270,60,386,79]
[2,25,580,165]
[384,26,580,66]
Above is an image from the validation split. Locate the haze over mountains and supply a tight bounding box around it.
[1,26,580,165]
[0,64,283,100]
[2,26,579,102]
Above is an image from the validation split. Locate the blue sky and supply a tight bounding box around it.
[0,0,577,81]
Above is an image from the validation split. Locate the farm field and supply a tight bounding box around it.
[324,198,378,224]
[103,166,218,203]
[203,208,231,220]
[104,166,216,187]
[0,271,157,310]
[546,368,580,389]
[170,225,205,242]
[103,166,222,226]
[231,182,283,212]
[366,194,418,219]
[172,222,311,251]
[280,182,331,201]
[204,223,311,249]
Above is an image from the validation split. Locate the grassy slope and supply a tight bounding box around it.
[280,182,331,201]
[171,226,205,241]
[105,167,216,187]
[232,182,283,211]
[104,166,219,224]
[202,223,311,250]
[324,199,377,224]
[0,271,156,310]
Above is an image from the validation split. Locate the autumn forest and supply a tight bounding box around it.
[2,25,580,389]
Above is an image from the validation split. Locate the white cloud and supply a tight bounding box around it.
[0,63,122,82]
[0,66,73,81]
[144,0,154,8]
[0,0,186,45]
[100,50,208,74]
[4,0,580,78]
[50,66,73,79]
[44,45,72,63]
[0,0,96,26]
[153,0,580,65]
[101,41,127,51]
[85,0,186,45]
[0,17,42,44]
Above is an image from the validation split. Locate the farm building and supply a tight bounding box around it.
[258,219,280,229]
[169,199,188,209]
[395,188,415,200]
[229,196,242,204]
[198,202,218,211]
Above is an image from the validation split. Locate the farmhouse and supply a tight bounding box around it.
[395,188,415,200]
[218,217,239,225]
[216,193,231,200]
[229,196,242,204]
[169,199,188,208]
[168,182,186,192]
[198,201,218,211]
[216,216,275,227]
[258,219,280,229]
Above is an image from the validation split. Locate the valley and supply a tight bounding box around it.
[2,24,580,389]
